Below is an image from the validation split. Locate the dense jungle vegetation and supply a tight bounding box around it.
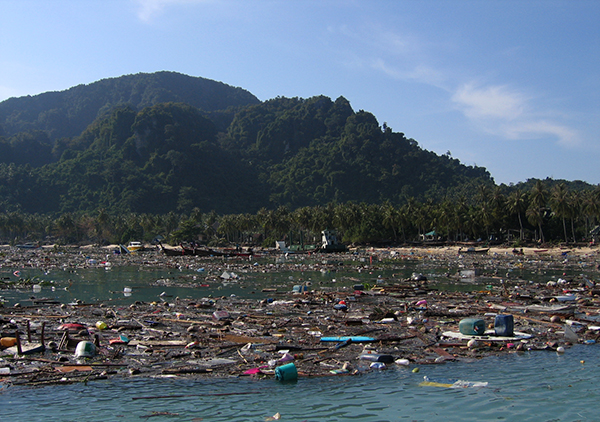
[0,178,598,247]
[0,72,597,247]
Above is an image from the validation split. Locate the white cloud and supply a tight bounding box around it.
[452,82,580,148]
[371,58,446,88]
[355,23,583,150]
[452,83,527,121]
[504,120,579,148]
[134,0,210,22]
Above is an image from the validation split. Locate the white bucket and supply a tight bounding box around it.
[75,341,96,358]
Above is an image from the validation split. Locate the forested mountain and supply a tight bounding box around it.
[0,71,562,217]
[0,71,259,141]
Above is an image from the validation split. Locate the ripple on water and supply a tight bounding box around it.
[2,346,600,421]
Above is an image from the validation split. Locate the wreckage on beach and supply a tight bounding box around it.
[1,243,600,387]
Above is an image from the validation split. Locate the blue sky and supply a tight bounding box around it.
[1,0,598,185]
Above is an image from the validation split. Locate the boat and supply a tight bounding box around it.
[15,242,40,249]
[126,241,145,252]
[159,245,189,256]
[158,242,225,257]
[318,230,348,253]
[221,247,257,258]
[458,247,489,255]
[275,241,319,254]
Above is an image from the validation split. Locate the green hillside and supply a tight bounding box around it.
[0,72,598,246]
[0,71,259,141]
[0,72,498,216]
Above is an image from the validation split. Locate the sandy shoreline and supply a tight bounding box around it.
[3,243,599,257]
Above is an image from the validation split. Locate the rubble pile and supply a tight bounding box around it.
[1,244,599,387]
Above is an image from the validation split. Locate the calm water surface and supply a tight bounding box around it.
[1,345,598,421]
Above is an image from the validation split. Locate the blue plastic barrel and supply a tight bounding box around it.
[494,314,514,336]
[275,362,298,381]
[459,318,486,335]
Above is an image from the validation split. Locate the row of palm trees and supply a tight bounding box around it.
[1,181,599,247]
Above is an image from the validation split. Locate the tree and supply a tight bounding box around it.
[507,189,527,241]
[550,183,569,242]
[528,180,547,243]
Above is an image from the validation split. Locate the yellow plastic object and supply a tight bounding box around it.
[0,337,17,347]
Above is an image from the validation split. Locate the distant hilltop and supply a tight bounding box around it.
[0,71,260,141]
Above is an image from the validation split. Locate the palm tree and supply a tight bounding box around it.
[380,201,400,242]
[528,180,547,243]
[550,183,569,242]
[582,188,600,238]
[507,189,527,241]
[453,196,468,242]
[567,191,581,242]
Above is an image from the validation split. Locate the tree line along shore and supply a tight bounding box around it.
[0,179,599,251]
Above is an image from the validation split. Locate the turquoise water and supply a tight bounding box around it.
[3,251,592,306]
[0,257,435,306]
[1,344,597,421]
[2,255,599,421]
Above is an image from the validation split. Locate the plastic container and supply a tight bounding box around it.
[278,353,295,363]
[75,341,96,358]
[494,314,514,336]
[459,318,486,336]
[0,337,17,348]
[359,353,395,363]
[293,285,308,293]
[95,321,108,330]
[275,362,298,381]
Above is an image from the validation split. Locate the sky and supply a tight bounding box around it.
[1,0,598,185]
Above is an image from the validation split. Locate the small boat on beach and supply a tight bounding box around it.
[15,242,40,249]
[458,247,489,255]
[158,242,226,257]
[126,241,145,252]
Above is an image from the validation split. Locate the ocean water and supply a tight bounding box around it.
[2,256,599,421]
[1,344,597,421]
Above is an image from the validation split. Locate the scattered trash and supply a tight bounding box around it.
[95,321,108,330]
[0,243,597,387]
[0,337,17,348]
[275,363,298,382]
[459,318,486,336]
[420,376,488,388]
[74,341,96,358]
[494,314,514,336]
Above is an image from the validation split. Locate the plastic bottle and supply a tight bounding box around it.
[359,353,394,363]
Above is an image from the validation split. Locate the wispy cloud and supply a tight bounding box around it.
[452,82,580,147]
[371,58,447,88]
[357,22,582,150]
[503,120,579,148]
[134,0,210,22]
[452,83,527,121]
